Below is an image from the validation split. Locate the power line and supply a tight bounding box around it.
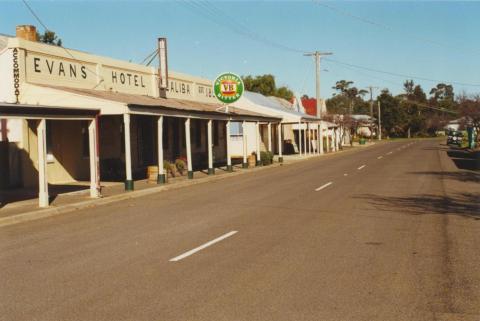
[21,0,104,87]
[181,0,307,53]
[324,58,480,87]
[312,0,480,57]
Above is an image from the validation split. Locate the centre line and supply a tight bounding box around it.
[315,182,333,191]
[358,165,366,170]
[387,151,393,155]
[377,156,383,159]
[169,231,238,262]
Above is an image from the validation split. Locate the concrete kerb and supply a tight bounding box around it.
[0,143,376,228]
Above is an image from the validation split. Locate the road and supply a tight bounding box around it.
[1,139,479,321]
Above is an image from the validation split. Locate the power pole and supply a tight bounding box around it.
[377,100,382,140]
[304,51,333,118]
[367,86,379,117]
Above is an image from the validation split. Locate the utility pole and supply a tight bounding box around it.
[377,100,382,140]
[304,51,333,118]
[367,86,379,117]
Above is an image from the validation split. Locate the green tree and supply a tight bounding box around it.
[242,74,293,100]
[36,30,62,47]
[275,86,294,101]
[331,80,368,114]
[377,89,406,137]
[429,83,455,111]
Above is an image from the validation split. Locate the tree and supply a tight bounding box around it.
[275,86,294,101]
[331,80,368,114]
[377,89,406,138]
[36,30,62,46]
[398,80,428,137]
[242,74,294,101]
[429,83,455,111]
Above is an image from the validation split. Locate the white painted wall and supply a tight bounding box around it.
[229,122,257,157]
[0,48,15,103]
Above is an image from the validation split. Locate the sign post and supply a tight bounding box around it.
[213,73,244,171]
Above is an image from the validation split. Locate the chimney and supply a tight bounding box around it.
[16,25,38,42]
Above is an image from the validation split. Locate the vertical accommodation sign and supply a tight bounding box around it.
[13,48,20,103]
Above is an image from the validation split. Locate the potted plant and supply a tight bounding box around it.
[248,152,257,167]
[175,158,186,176]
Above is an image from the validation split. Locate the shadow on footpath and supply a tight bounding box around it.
[355,193,480,220]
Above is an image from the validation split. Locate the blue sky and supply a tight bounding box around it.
[1,0,480,98]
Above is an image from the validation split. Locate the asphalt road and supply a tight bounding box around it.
[1,139,479,321]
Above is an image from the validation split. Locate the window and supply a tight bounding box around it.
[230,122,243,136]
[45,120,54,163]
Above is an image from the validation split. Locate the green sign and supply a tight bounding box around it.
[214,72,244,104]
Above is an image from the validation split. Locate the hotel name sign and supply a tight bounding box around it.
[24,52,154,96]
[19,50,217,103]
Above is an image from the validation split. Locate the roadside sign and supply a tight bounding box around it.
[213,72,244,104]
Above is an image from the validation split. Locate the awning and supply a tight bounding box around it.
[26,85,281,123]
[0,102,99,120]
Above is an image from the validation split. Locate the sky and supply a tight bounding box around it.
[1,0,480,99]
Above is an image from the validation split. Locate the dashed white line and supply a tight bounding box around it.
[377,156,383,159]
[357,165,366,170]
[344,173,348,176]
[387,151,393,155]
[315,182,333,191]
[169,231,238,262]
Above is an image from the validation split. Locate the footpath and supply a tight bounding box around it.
[0,144,375,227]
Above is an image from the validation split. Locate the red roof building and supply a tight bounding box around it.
[301,98,317,116]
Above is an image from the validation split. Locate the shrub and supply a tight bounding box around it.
[260,151,274,165]
[163,160,174,177]
[175,159,186,175]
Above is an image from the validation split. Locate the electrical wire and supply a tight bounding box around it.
[324,58,480,87]
[139,48,159,65]
[181,0,307,53]
[21,0,105,87]
[312,0,480,57]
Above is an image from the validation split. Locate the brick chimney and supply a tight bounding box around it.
[16,25,37,41]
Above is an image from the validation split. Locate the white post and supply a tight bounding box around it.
[157,116,166,183]
[298,121,302,156]
[88,118,100,198]
[326,129,331,153]
[256,121,261,165]
[185,118,193,179]
[123,114,133,190]
[303,123,307,156]
[267,122,272,152]
[277,123,283,163]
[242,121,248,168]
[308,123,315,155]
[319,122,324,155]
[37,119,49,207]
[207,119,214,175]
[226,120,233,171]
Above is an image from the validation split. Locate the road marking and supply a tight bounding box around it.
[315,182,333,191]
[387,151,393,155]
[358,165,366,170]
[377,156,383,159]
[344,173,348,176]
[169,231,238,262]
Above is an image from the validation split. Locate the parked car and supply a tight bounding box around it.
[447,131,464,146]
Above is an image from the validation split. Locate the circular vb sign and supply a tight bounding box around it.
[214,73,244,104]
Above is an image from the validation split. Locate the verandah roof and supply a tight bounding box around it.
[34,85,281,122]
